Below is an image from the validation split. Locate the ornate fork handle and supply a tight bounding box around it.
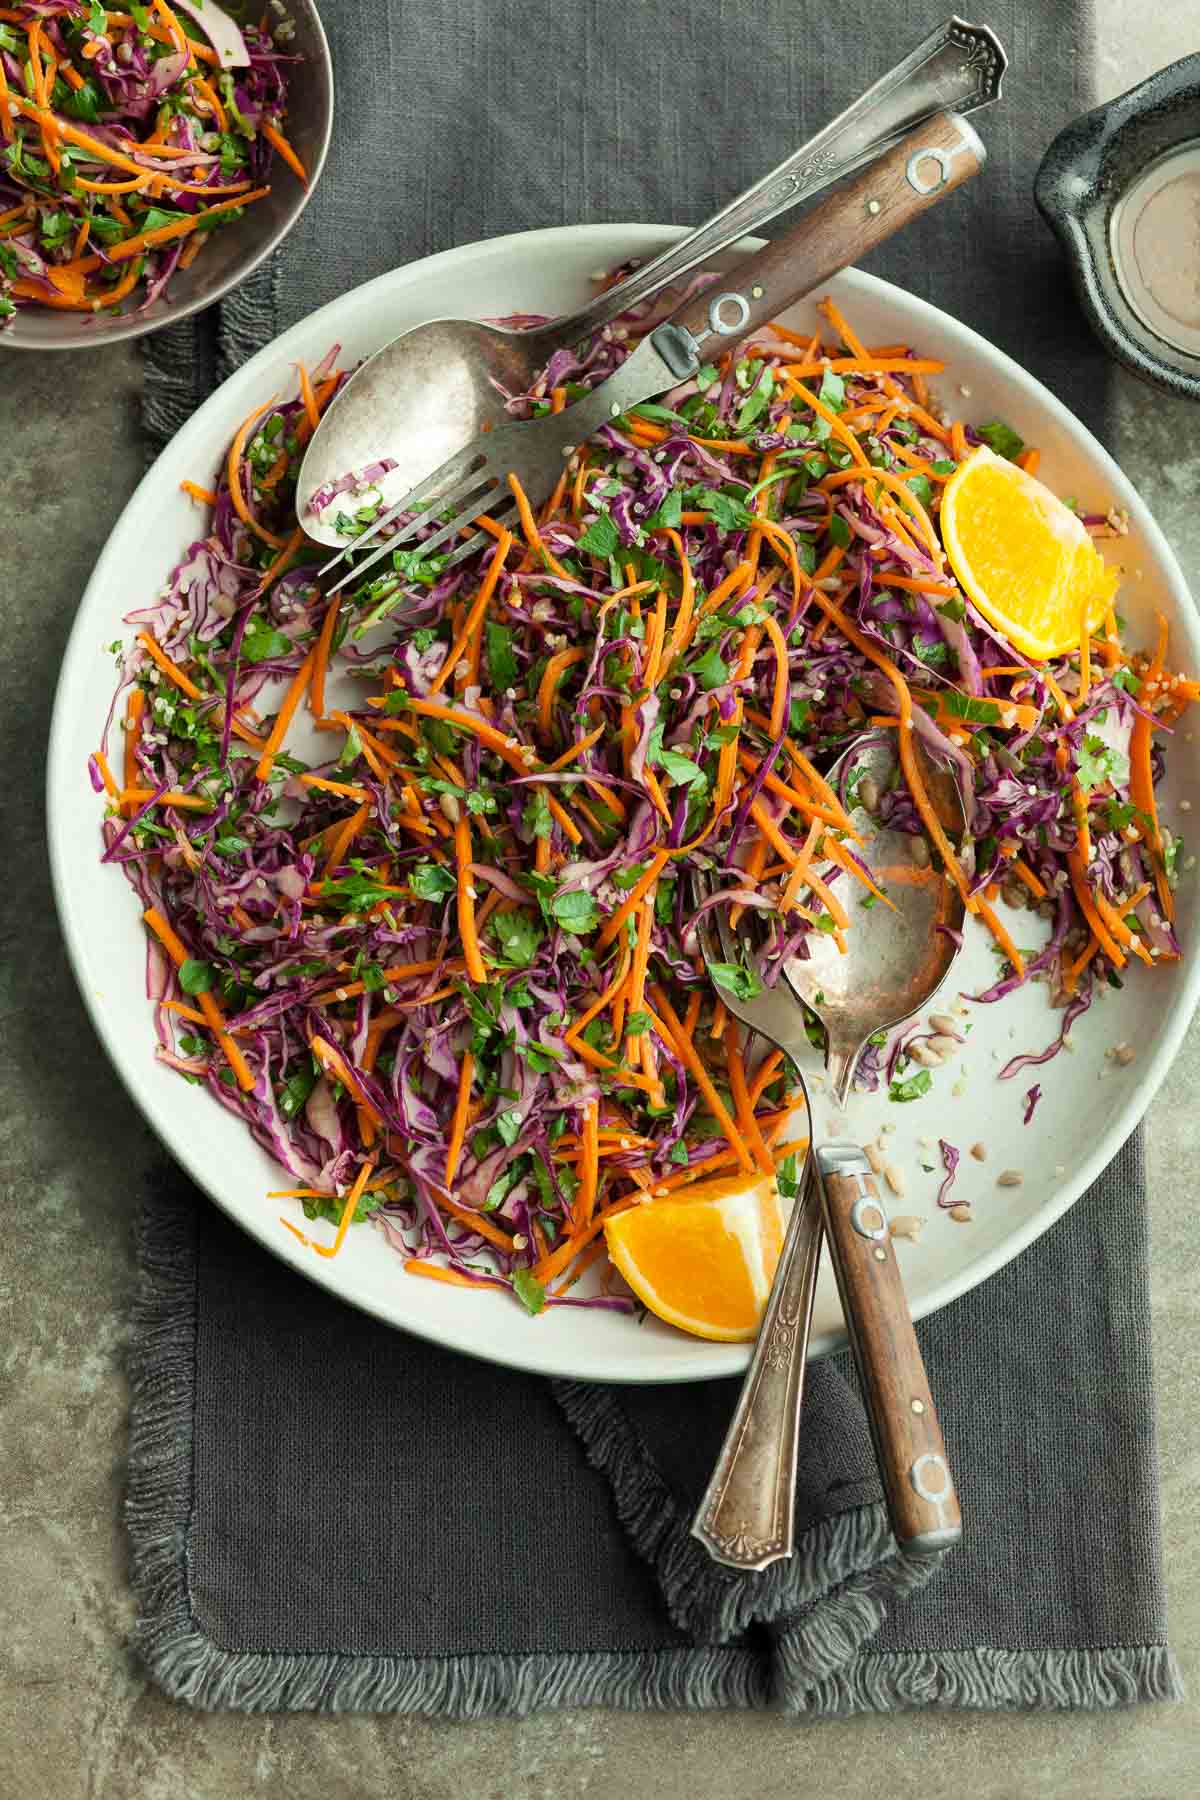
[691,1164,823,1571]
[551,14,1006,344]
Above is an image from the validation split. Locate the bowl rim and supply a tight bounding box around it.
[45,222,1200,1382]
[0,1,334,353]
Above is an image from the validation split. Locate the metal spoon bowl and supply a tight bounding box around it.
[783,735,966,1106]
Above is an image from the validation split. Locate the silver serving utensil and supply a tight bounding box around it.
[297,15,1006,549]
[782,736,966,1105]
[690,737,966,1571]
[310,109,986,595]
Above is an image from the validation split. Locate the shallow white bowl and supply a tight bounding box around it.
[46,224,1200,1383]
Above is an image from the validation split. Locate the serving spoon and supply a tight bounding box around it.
[690,736,966,1571]
[295,14,1005,543]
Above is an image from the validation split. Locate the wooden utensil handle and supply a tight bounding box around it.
[664,111,984,354]
[816,1146,961,1555]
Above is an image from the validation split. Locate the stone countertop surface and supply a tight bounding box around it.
[3,19,1198,1800]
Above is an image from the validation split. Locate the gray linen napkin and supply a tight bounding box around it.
[131,0,1183,1713]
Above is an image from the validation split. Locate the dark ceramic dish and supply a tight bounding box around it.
[1036,53,1200,401]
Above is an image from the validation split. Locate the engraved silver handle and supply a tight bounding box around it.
[690,1159,823,1571]
[550,14,1006,345]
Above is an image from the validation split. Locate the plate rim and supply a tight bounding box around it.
[46,221,1200,1382]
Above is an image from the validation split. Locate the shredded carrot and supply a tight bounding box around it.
[1009,856,1048,901]
[577,1100,601,1227]
[297,361,321,432]
[309,596,340,718]
[725,1032,774,1176]
[427,529,513,699]
[143,908,254,1090]
[322,801,370,874]
[761,611,791,740]
[974,896,1026,981]
[92,750,120,802]
[261,116,308,184]
[508,471,572,580]
[647,986,755,1175]
[1067,852,1125,969]
[180,479,217,507]
[596,851,670,950]
[454,814,487,984]
[309,1157,377,1260]
[226,394,290,550]
[136,630,265,749]
[1017,447,1040,475]
[255,647,315,782]
[443,1052,476,1188]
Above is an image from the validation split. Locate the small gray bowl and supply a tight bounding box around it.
[1,0,332,353]
[1035,54,1200,401]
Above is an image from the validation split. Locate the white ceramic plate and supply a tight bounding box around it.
[47,225,1200,1383]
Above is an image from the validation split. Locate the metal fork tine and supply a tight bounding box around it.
[326,474,498,598]
[316,446,492,582]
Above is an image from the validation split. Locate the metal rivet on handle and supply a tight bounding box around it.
[850,1197,888,1242]
[910,1451,951,1503]
[708,292,751,336]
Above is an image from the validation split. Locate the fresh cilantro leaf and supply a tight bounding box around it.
[913,637,949,667]
[179,959,213,995]
[736,368,774,432]
[577,512,621,559]
[512,1268,547,1315]
[707,961,764,1002]
[632,402,689,427]
[409,861,456,901]
[789,697,811,734]
[489,909,543,968]
[551,889,599,935]
[645,489,683,530]
[936,596,967,623]
[523,788,553,841]
[931,459,957,476]
[943,691,1000,724]
[682,485,755,532]
[240,625,293,664]
[334,722,364,770]
[611,862,648,891]
[978,420,1025,461]
[213,833,250,856]
[177,1034,207,1058]
[521,1042,563,1073]
[1112,667,1141,695]
[659,747,706,786]
[624,1010,652,1037]
[668,1141,690,1166]
[817,368,846,412]
[38,210,74,249]
[693,647,729,691]
[137,206,191,236]
[481,1166,522,1212]
[906,474,933,508]
[776,1151,801,1198]
[1076,733,1129,793]
[496,1109,523,1147]
[828,514,851,549]
[60,77,103,123]
[485,620,519,689]
[889,1070,933,1103]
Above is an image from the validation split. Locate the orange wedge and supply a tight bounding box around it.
[940,446,1119,661]
[604,1169,786,1341]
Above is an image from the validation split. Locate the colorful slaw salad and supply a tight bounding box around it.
[0,1,303,323]
[91,279,1196,1317]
